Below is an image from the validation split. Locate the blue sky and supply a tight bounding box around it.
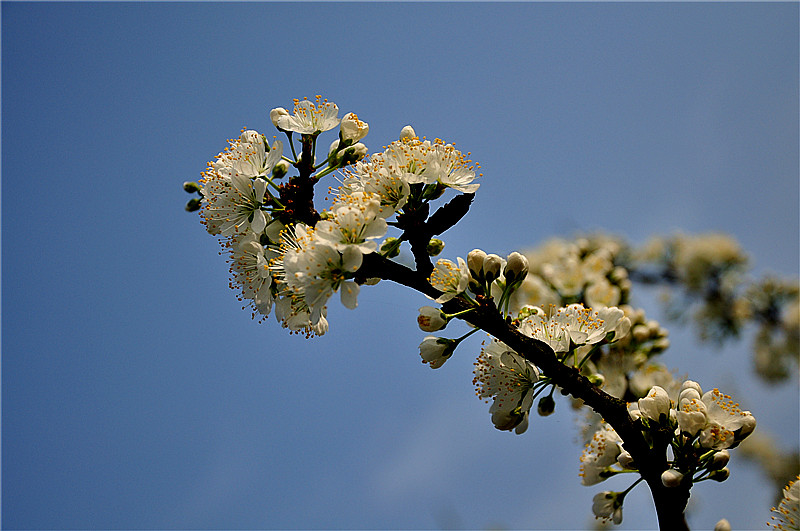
[2,2,798,530]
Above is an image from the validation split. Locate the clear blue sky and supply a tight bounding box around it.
[3,2,797,530]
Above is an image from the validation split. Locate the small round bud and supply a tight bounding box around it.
[270,107,289,128]
[380,237,401,258]
[537,395,555,416]
[467,249,488,280]
[183,181,201,193]
[710,450,730,470]
[427,239,445,257]
[483,254,503,284]
[503,252,529,287]
[661,468,684,487]
[399,125,416,140]
[342,142,368,164]
[417,306,448,332]
[709,467,730,482]
[713,518,731,531]
[617,451,635,469]
[185,198,201,212]
[273,160,290,179]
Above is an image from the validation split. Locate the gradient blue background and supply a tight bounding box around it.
[3,2,798,530]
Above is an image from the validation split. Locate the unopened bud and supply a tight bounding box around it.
[537,395,555,416]
[339,112,369,144]
[427,239,445,257]
[713,518,731,531]
[273,160,290,179]
[467,249,488,280]
[710,450,730,470]
[587,373,605,387]
[185,198,201,212]
[617,451,635,469]
[270,107,289,128]
[399,125,416,141]
[380,237,401,258]
[417,306,448,332]
[483,254,503,284]
[661,468,684,487]
[342,142,368,164]
[709,467,730,482]
[183,181,201,193]
[503,252,529,287]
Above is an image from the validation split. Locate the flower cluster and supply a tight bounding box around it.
[579,380,756,523]
[187,97,484,336]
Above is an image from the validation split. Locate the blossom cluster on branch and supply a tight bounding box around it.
[184,97,797,530]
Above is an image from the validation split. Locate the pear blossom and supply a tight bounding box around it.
[592,491,624,524]
[579,423,623,485]
[276,96,340,135]
[429,257,470,303]
[417,306,448,332]
[419,336,456,368]
[228,232,276,316]
[341,161,411,215]
[199,131,283,236]
[769,476,799,530]
[638,386,672,424]
[473,340,539,434]
[315,192,387,253]
[272,224,362,323]
[676,380,756,449]
[339,112,369,143]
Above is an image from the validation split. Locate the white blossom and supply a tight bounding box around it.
[314,192,387,253]
[579,422,623,485]
[417,306,447,332]
[339,112,369,143]
[276,96,340,135]
[638,385,672,424]
[429,257,469,303]
[592,491,623,524]
[419,336,456,369]
[473,340,539,434]
[769,476,799,530]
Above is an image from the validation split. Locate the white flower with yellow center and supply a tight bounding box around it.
[676,380,756,449]
[769,476,799,530]
[341,161,411,215]
[473,339,540,434]
[276,96,340,135]
[428,257,469,303]
[314,192,388,253]
[273,224,362,323]
[580,422,623,485]
[228,232,276,316]
[199,130,282,236]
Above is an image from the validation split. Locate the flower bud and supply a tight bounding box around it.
[714,518,731,531]
[638,386,672,424]
[270,107,289,128]
[343,142,368,163]
[183,181,201,193]
[661,468,684,487]
[710,450,730,470]
[709,467,730,482]
[467,249,488,280]
[339,112,369,144]
[419,336,456,369]
[272,160,290,179]
[587,373,605,387]
[617,450,634,469]
[185,198,201,212]
[381,237,401,258]
[503,252,529,287]
[417,306,448,332]
[537,395,555,416]
[483,254,503,284]
[399,125,416,140]
[328,139,342,163]
[427,239,445,257]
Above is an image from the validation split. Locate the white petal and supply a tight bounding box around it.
[340,281,360,309]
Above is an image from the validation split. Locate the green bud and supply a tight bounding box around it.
[537,395,556,416]
[427,239,445,256]
[709,467,730,482]
[273,160,290,179]
[183,181,201,193]
[587,373,605,387]
[185,198,201,212]
[381,237,401,258]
